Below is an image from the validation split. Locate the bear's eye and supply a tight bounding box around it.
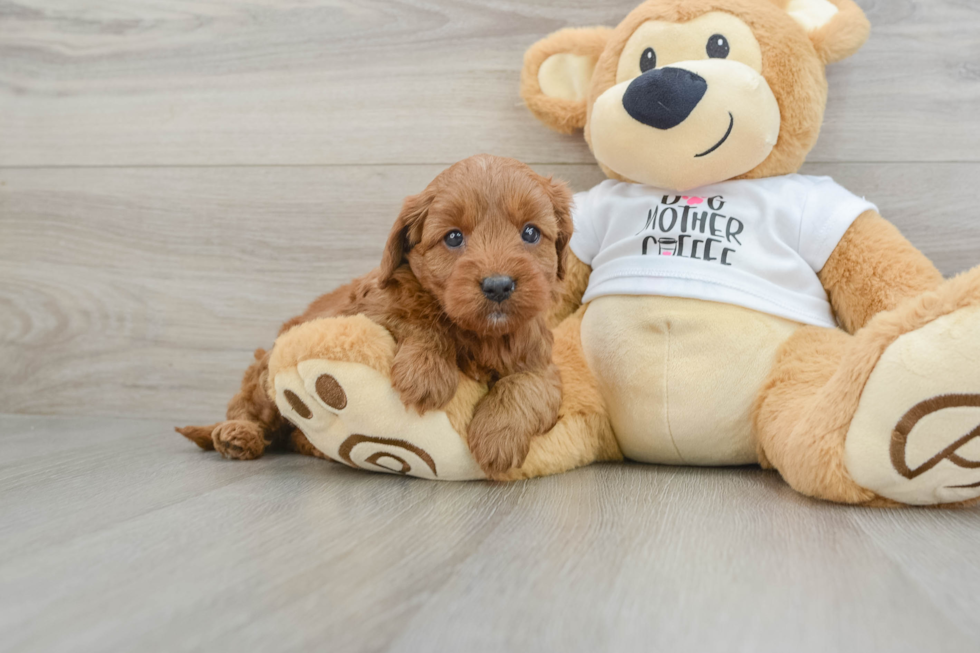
[706,34,730,59]
[639,47,657,73]
[443,230,464,249]
[521,224,541,245]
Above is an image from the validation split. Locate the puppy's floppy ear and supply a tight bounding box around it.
[778,0,870,64]
[521,27,612,134]
[379,191,432,287]
[539,176,574,281]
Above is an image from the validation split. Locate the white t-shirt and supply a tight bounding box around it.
[570,175,877,328]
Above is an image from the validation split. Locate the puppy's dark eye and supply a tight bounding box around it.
[707,34,730,59]
[443,230,464,249]
[521,225,541,245]
[640,47,657,73]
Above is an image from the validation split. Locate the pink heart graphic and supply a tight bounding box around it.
[683,196,705,206]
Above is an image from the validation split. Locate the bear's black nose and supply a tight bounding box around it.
[622,67,708,130]
[481,276,516,303]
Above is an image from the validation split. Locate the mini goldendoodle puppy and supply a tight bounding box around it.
[179,154,573,476]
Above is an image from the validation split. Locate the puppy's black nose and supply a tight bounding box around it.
[622,67,707,130]
[481,276,516,303]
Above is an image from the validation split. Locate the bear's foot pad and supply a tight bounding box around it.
[846,305,980,505]
[273,358,485,481]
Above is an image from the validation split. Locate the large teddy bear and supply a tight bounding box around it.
[246,0,980,507]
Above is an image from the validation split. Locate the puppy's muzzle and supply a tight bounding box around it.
[481,276,516,303]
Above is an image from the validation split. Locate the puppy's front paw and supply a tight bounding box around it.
[467,410,533,478]
[391,347,459,413]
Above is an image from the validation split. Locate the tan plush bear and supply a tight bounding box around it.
[210,0,980,506]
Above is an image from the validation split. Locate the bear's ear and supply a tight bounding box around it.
[781,0,871,64]
[521,27,613,134]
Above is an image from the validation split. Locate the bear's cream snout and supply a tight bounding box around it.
[589,58,781,192]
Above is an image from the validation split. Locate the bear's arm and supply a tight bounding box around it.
[819,210,943,333]
[547,250,592,327]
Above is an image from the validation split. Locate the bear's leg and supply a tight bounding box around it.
[754,326,872,503]
[271,307,619,481]
[756,267,980,506]
[270,314,498,480]
[499,306,623,480]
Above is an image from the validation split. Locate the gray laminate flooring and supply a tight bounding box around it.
[2,414,979,653]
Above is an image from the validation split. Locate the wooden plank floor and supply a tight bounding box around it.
[2,414,979,653]
[2,1,980,651]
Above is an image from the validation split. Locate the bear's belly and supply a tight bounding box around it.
[580,295,803,466]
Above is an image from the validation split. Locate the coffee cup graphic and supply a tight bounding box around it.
[658,237,678,256]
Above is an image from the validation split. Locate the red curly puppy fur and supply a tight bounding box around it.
[178,154,573,476]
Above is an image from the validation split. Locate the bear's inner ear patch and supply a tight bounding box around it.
[787,0,840,32]
[538,53,598,101]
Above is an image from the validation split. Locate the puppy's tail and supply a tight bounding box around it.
[175,423,219,450]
